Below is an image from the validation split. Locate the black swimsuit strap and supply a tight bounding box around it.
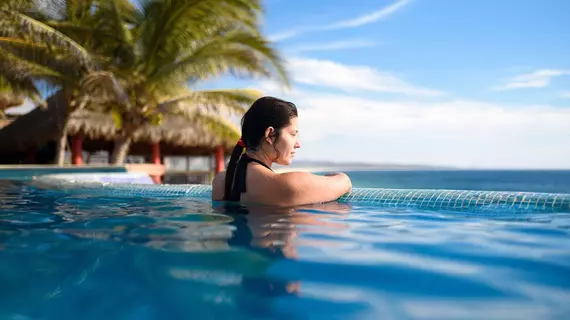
[228,154,273,201]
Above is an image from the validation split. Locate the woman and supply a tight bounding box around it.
[212,96,352,206]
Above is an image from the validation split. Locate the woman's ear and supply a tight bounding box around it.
[264,127,275,144]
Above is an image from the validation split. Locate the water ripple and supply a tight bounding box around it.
[0,180,569,319]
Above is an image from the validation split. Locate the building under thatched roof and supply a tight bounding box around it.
[0,91,239,158]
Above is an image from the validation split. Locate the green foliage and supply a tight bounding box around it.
[110,108,123,129]
[0,0,290,163]
[74,0,289,144]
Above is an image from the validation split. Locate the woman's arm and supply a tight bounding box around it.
[213,169,352,206]
[253,171,352,207]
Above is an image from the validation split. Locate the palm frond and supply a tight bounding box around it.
[86,0,138,67]
[175,108,241,142]
[157,88,261,117]
[139,0,262,73]
[0,46,65,83]
[147,28,289,92]
[0,37,88,81]
[0,0,36,11]
[0,8,94,71]
[93,0,141,25]
[73,71,131,110]
[0,73,42,99]
[103,0,135,66]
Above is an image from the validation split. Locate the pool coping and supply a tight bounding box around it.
[0,164,165,183]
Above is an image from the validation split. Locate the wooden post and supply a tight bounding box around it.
[150,142,161,184]
[71,135,83,165]
[215,145,224,173]
[152,143,161,164]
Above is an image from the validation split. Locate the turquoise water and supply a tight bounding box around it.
[341,170,570,193]
[1,171,570,319]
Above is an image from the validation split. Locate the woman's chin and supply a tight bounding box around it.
[276,158,293,166]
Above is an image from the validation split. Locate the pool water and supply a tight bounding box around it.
[1,179,570,319]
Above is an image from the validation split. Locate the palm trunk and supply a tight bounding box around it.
[54,126,68,165]
[53,91,72,166]
[110,134,132,164]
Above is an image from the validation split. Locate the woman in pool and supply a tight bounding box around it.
[212,96,352,206]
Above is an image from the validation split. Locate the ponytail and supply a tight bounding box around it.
[223,139,246,201]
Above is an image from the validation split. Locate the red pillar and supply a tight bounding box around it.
[152,143,161,164]
[150,142,162,184]
[215,145,225,173]
[71,136,83,165]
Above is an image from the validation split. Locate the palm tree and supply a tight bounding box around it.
[1,0,289,165]
[0,0,154,164]
[76,0,289,164]
[0,1,105,164]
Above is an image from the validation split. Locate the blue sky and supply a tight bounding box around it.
[264,0,569,100]
[217,0,570,169]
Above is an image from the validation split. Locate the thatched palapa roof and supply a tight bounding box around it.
[0,92,67,152]
[0,92,239,156]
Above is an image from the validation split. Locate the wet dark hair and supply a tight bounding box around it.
[224,96,298,200]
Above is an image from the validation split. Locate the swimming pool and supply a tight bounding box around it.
[1,172,570,319]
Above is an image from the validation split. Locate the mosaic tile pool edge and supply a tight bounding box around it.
[31,176,570,213]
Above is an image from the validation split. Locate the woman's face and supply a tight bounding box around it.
[268,117,301,166]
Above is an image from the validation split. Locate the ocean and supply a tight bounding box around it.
[339,170,570,194]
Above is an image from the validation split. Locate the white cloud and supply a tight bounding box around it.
[269,30,302,42]
[493,69,570,91]
[561,92,570,99]
[245,58,570,169]
[285,57,445,97]
[254,82,570,169]
[269,0,411,41]
[287,40,378,53]
[323,0,411,30]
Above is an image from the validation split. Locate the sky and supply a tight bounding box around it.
[205,0,570,169]
[8,0,570,169]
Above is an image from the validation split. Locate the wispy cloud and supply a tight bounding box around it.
[285,57,444,97]
[269,0,411,41]
[287,40,379,53]
[493,69,570,91]
[561,92,570,99]
[322,0,411,30]
[255,82,570,169]
[248,57,570,168]
[270,30,303,42]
